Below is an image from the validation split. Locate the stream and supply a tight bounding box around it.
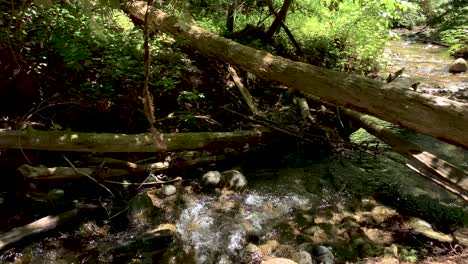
[383,30,467,100]
[1,34,467,264]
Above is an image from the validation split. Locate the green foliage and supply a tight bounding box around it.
[177,0,411,73]
[1,1,195,102]
[440,25,468,48]
[399,248,418,263]
[287,0,414,73]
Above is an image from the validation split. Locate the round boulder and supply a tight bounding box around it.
[449,58,467,73]
[221,169,248,191]
[201,171,222,188]
[161,184,177,196]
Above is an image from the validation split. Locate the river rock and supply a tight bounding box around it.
[315,246,334,264]
[201,170,222,188]
[275,244,297,258]
[259,240,279,255]
[298,243,334,264]
[110,229,175,260]
[202,170,248,192]
[128,192,161,225]
[241,243,264,263]
[261,257,298,264]
[160,184,177,196]
[221,169,248,191]
[292,251,314,264]
[449,58,467,73]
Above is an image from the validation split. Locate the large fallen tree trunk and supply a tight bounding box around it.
[125,1,468,149]
[0,129,268,152]
[341,108,468,201]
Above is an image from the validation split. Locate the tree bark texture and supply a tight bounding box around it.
[0,129,268,152]
[125,1,468,149]
[265,0,292,40]
[342,108,468,201]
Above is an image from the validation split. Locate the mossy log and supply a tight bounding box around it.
[18,164,129,180]
[125,1,468,149]
[0,129,269,152]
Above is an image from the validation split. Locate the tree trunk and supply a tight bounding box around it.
[0,129,269,152]
[341,108,468,201]
[226,2,235,34]
[266,0,304,56]
[264,0,292,41]
[124,1,468,149]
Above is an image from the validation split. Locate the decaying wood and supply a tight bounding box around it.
[82,152,229,172]
[295,97,315,124]
[18,164,129,180]
[342,108,468,201]
[405,163,468,202]
[125,1,468,149]
[224,107,328,143]
[0,129,269,152]
[0,206,96,251]
[228,65,258,115]
[386,67,405,83]
[18,152,229,180]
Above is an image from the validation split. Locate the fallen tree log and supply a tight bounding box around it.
[0,129,269,152]
[19,153,230,180]
[342,108,468,201]
[125,1,468,149]
[18,164,129,180]
[0,205,97,251]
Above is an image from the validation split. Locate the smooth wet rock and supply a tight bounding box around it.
[201,171,222,188]
[299,243,334,264]
[261,257,298,264]
[298,243,314,254]
[259,240,279,254]
[202,169,248,192]
[221,169,248,191]
[292,251,313,264]
[161,184,177,196]
[128,192,161,225]
[314,246,334,264]
[110,229,175,259]
[449,58,467,73]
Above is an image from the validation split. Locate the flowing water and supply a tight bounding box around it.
[382,33,467,99]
